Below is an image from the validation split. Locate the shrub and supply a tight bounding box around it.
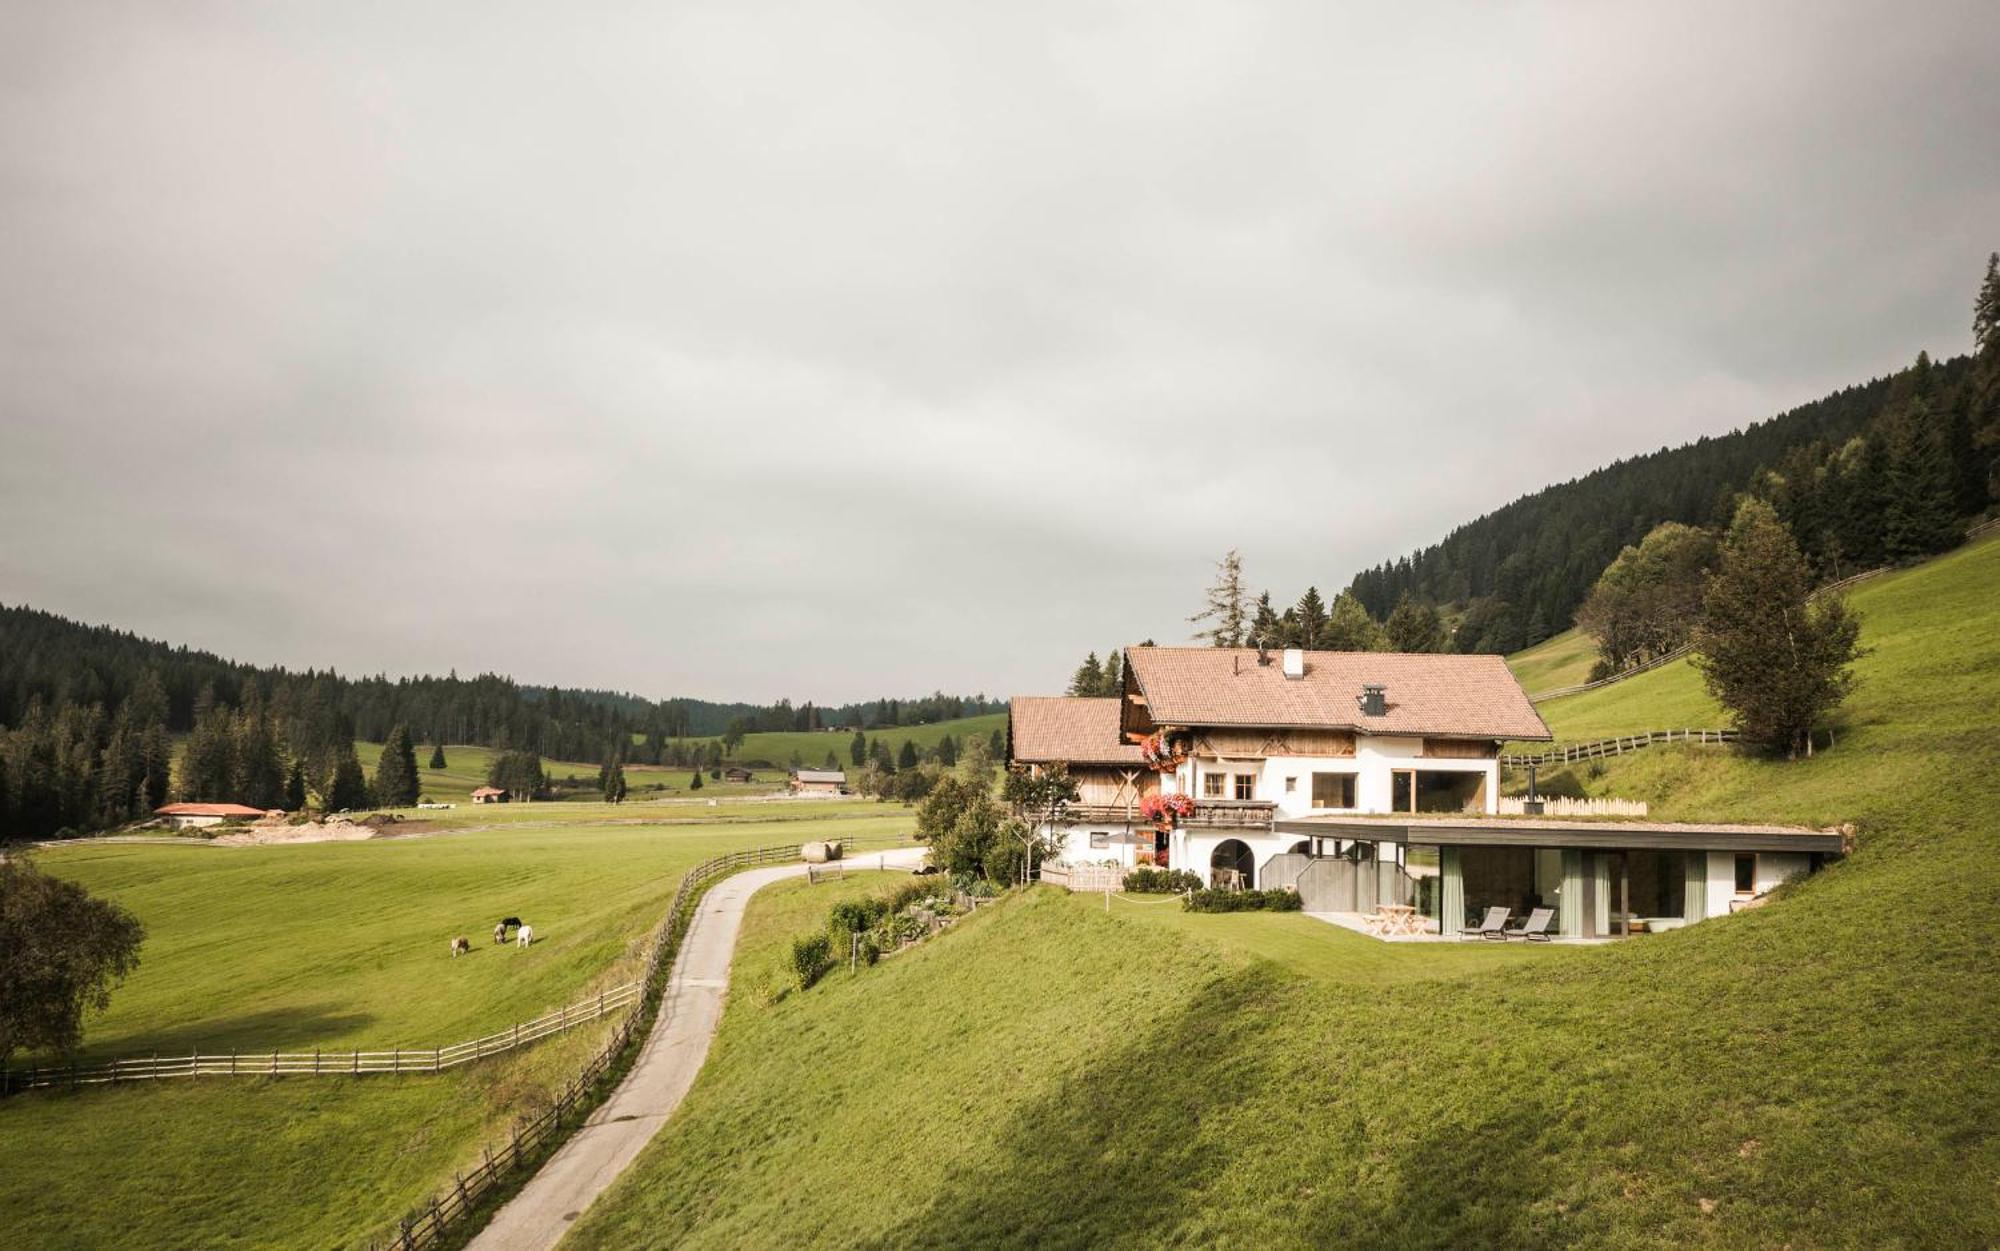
[1123,867,1201,894]
[1182,888,1304,913]
[827,898,888,936]
[884,877,950,914]
[790,933,833,990]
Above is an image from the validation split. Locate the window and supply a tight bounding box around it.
[1734,853,1757,894]
[1203,772,1225,798]
[1284,776,1298,793]
[1233,773,1255,801]
[1311,772,1356,809]
[1088,831,1110,850]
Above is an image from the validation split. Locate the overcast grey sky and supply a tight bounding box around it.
[2,2,1996,705]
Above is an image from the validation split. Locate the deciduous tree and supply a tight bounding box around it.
[0,857,146,1066]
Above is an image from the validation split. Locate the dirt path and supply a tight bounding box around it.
[467,847,926,1251]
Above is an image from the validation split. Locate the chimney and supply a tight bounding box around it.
[1255,636,1271,666]
[1281,648,1306,680]
[1356,683,1386,717]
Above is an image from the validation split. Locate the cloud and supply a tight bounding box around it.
[2,0,1996,703]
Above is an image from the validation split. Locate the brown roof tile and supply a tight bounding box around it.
[1124,646,1553,741]
[1008,697,1147,764]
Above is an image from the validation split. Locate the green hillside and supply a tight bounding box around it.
[568,536,2000,1247]
[1504,627,1599,695]
[677,712,1007,771]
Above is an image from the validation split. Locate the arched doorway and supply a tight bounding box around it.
[1211,839,1255,890]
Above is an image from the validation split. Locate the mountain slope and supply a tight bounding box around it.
[566,535,2000,1248]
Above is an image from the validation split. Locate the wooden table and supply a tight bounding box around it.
[1376,904,1426,937]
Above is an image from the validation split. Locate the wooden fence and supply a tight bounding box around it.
[0,982,641,1093]
[1500,728,1739,769]
[367,840,803,1251]
[1039,862,1125,892]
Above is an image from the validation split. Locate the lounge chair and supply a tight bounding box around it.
[1505,907,1556,942]
[1458,906,1510,941]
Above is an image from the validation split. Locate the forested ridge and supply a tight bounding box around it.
[0,604,1001,837]
[1345,346,1991,651]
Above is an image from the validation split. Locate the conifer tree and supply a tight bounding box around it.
[823,749,839,770]
[1249,592,1281,648]
[1974,251,2000,359]
[429,744,446,770]
[1385,595,1445,653]
[1293,587,1329,649]
[935,734,957,767]
[600,756,627,803]
[1068,652,1104,697]
[372,724,421,807]
[322,749,372,812]
[689,771,703,791]
[1189,550,1248,647]
[1102,649,1122,695]
[1880,401,1962,562]
[897,740,919,770]
[849,730,867,766]
[283,758,307,811]
[1694,499,1862,758]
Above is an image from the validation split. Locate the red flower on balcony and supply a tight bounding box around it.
[1140,732,1188,772]
[1138,792,1197,830]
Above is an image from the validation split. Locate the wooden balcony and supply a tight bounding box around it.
[1179,800,1277,831]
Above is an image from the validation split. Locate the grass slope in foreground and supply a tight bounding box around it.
[568,537,2000,1248]
[0,803,914,1249]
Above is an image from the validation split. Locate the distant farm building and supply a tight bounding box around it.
[723,767,755,783]
[154,802,272,830]
[470,787,510,804]
[789,768,847,796]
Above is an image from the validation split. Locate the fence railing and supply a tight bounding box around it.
[1494,795,1650,818]
[1500,728,1739,769]
[0,983,641,1093]
[368,840,804,1251]
[1041,863,1125,892]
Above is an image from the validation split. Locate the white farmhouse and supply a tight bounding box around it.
[1013,645,1846,939]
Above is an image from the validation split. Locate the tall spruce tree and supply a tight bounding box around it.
[1068,652,1105,697]
[372,724,421,807]
[822,748,839,770]
[283,758,307,811]
[1293,587,1329,649]
[1322,592,1387,651]
[322,749,372,812]
[849,729,867,766]
[1880,400,1962,562]
[897,739,919,770]
[1693,499,1862,758]
[1102,649,1122,695]
[1189,550,1249,647]
[429,744,446,770]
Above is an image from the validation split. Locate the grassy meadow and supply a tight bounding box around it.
[1,800,919,1249]
[567,534,2000,1248]
[669,712,1007,772]
[1503,626,1599,695]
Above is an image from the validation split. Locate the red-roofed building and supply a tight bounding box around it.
[1012,645,1841,940]
[154,802,273,830]
[470,787,509,804]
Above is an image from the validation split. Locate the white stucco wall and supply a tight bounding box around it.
[1048,822,1147,868]
[1706,849,1812,915]
[1167,735,1498,820]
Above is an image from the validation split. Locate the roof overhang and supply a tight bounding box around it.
[1273,815,1849,855]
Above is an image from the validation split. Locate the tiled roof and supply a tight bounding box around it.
[1009,697,1147,764]
[1124,647,1553,741]
[470,787,506,797]
[154,802,270,817]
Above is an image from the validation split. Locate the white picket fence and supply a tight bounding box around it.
[1494,795,1649,818]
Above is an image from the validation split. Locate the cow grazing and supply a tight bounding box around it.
[450,936,470,958]
[493,922,508,945]
[517,924,534,948]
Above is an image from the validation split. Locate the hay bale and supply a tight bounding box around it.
[801,840,830,863]
[824,840,843,862]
